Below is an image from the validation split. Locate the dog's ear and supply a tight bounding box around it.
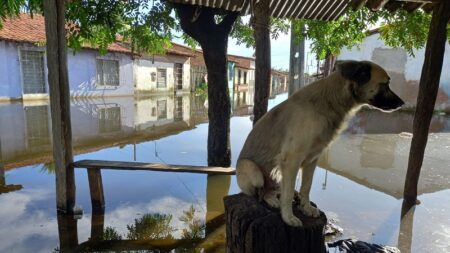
[336,60,372,85]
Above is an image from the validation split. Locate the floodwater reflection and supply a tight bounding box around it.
[1,93,450,252]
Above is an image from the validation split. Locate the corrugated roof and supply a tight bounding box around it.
[169,0,352,21]
[169,0,441,20]
[0,14,132,54]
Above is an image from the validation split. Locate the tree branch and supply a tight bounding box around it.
[219,12,240,34]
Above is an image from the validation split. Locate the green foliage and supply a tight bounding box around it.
[179,205,205,240]
[230,17,289,48]
[65,0,175,55]
[293,7,436,60]
[103,226,122,240]
[126,213,175,240]
[378,9,431,57]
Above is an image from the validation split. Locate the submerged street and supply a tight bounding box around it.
[1,93,450,252]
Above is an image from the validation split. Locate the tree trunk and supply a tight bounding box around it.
[288,23,305,96]
[172,3,238,167]
[203,41,231,166]
[252,0,271,125]
[225,193,327,253]
[43,0,75,213]
[403,1,450,204]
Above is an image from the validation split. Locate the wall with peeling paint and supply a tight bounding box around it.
[338,33,450,110]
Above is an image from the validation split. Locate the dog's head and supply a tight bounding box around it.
[336,60,404,112]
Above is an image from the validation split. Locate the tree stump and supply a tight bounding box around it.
[225,193,327,253]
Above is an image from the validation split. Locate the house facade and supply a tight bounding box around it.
[338,32,450,110]
[134,43,193,95]
[0,14,135,101]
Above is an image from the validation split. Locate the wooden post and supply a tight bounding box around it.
[90,214,105,241]
[206,174,230,235]
[88,169,105,213]
[288,23,305,96]
[252,0,271,125]
[57,214,79,251]
[43,0,75,213]
[403,1,450,204]
[398,201,415,253]
[0,140,4,185]
[225,193,327,253]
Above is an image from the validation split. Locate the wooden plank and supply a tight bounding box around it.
[43,0,76,213]
[74,160,236,175]
[403,1,450,204]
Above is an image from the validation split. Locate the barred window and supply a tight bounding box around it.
[96,59,119,86]
[98,106,122,133]
[157,68,167,88]
[157,100,167,120]
[20,50,46,94]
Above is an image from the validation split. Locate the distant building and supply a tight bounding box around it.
[338,31,450,110]
[270,69,288,97]
[0,14,135,101]
[134,43,194,95]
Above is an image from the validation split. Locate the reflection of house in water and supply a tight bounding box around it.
[320,111,450,199]
[0,95,195,170]
[339,31,450,110]
[319,131,450,199]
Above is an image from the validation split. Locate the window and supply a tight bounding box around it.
[157,68,167,88]
[238,69,241,85]
[25,105,50,147]
[98,106,122,133]
[243,71,247,85]
[20,50,46,94]
[157,100,167,120]
[96,59,119,86]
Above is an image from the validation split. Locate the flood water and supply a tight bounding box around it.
[1,92,450,252]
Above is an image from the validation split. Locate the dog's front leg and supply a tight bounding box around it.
[299,159,320,218]
[280,159,303,227]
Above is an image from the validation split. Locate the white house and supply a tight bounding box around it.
[134,43,193,95]
[338,32,450,110]
[0,14,135,101]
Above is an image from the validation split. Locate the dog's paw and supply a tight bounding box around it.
[282,213,303,227]
[264,193,280,208]
[300,203,320,218]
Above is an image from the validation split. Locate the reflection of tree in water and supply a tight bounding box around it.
[79,206,205,252]
[103,226,122,240]
[40,162,55,174]
[179,205,205,240]
[127,213,175,240]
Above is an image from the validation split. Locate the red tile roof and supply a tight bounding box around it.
[0,13,132,54]
[228,54,255,69]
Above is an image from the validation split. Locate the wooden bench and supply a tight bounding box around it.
[73,159,236,175]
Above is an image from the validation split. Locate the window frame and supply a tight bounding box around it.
[96,58,120,87]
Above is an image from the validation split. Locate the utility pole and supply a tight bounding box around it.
[288,22,305,96]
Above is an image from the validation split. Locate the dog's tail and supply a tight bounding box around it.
[236,159,264,196]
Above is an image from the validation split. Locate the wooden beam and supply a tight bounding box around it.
[74,160,236,175]
[403,1,450,204]
[252,0,271,125]
[43,0,76,213]
[367,0,390,10]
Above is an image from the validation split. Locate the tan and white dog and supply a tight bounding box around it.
[236,60,404,227]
